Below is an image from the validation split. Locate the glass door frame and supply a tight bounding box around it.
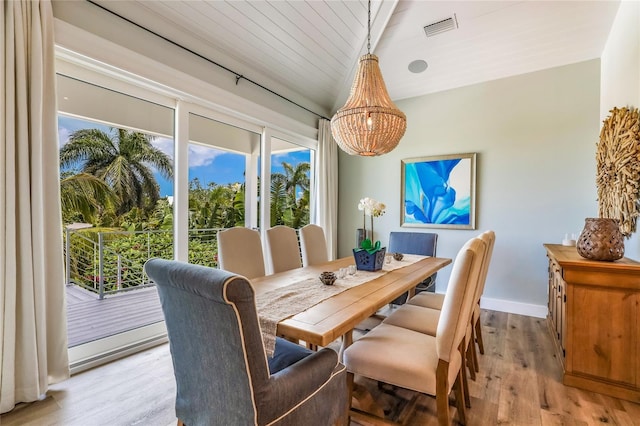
[56,48,318,373]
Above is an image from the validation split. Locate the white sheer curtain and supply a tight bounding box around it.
[1,0,69,413]
[315,119,339,260]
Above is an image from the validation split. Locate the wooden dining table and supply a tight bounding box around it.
[252,255,452,357]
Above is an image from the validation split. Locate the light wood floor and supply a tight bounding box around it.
[3,310,640,425]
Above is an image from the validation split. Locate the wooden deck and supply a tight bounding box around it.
[66,285,164,347]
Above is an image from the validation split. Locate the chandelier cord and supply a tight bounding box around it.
[330,0,406,157]
[367,0,372,54]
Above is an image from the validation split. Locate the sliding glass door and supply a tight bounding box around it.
[186,112,260,266]
[57,73,175,371]
[270,137,312,228]
[55,57,318,372]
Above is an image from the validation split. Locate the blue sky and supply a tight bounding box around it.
[58,115,310,197]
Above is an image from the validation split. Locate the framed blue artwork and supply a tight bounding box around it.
[401,153,477,229]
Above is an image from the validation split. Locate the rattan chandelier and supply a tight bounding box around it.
[331,0,406,156]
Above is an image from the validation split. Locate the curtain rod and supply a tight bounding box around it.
[85,0,330,121]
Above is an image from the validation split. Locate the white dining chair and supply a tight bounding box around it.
[343,237,486,426]
[380,244,484,404]
[217,227,266,279]
[266,225,302,273]
[299,224,329,267]
[381,231,494,391]
[408,231,495,359]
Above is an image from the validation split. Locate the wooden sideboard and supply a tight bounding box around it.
[544,244,640,403]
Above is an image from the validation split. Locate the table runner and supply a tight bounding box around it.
[256,254,427,356]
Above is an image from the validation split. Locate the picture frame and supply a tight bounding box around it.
[401,153,477,229]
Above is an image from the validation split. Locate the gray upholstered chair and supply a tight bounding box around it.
[266,225,302,273]
[388,231,438,304]
[343,238,485,426]
[299,224,329,267]
[145,259,348,426]
[217,227,266,279]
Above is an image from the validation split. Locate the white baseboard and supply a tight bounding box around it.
[480,296,547,318]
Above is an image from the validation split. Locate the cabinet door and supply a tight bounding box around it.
[560,281,566,358]
[570,286,637,386]
[555,278,563,342]
[550,261,563,343]
[548,259,556,322]
[637,299,640,386]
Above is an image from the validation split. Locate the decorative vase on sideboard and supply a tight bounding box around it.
[576,217,624,261]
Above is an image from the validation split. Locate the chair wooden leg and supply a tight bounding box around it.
[346,372,354,424]
[471,322,480,372]
[466,342,477,381]
[459,342,471,409]
[462,363,471,409]
[453,370,467,425]
[436,360,451,426]
[473,343,479,373]
[177,420,184,426]
[475,314,485,355]
[467,332,479,378]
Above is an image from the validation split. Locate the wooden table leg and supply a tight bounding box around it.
[339,329,353,362]
[407,286,416,299]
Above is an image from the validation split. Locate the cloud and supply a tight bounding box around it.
[189,144,221,168]
[152,137,174,158]
[58,126,71,147]
[272,150,311,164]
[151,138,222,168]
[272,152,292,163]
[150,138,221,175]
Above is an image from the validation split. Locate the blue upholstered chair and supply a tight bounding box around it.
[144,259,348,426]
[388,231,438,304]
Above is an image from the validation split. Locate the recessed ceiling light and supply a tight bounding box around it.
[408,60,428,74]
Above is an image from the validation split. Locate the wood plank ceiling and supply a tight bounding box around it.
[89,0,621,118]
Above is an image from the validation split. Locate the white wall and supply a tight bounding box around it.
[338,60,601,317]
[600,1,640,261]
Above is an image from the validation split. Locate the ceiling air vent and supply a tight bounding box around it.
[423,14,458,37]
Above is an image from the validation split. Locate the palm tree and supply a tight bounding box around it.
[60,172,118,224]
[270,173,288,226]
[269,161,311,227]
[188,179,248,229]
[281,162,310,206]
[60,128,173,216]
[291,189,310,229]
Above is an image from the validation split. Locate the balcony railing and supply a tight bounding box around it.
[63,227,222,299]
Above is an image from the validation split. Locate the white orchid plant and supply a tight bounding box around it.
[358,197,386,253]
